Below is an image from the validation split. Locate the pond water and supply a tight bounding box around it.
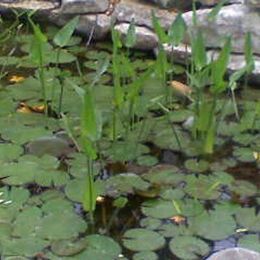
[0,14,259,260]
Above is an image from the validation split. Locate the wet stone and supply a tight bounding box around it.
[207,248,260,260]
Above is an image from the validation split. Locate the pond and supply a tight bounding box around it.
[0,9,259,260]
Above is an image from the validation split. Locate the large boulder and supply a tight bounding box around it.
[206,248,260,260]
[183,4,260,55]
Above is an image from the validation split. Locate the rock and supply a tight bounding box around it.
[162,43,260,83]
[182,4,260,55]
[115,23,158,50]
[60,0,109,14]
[25,134,74,157]
[244,0,260,8]
[146,0,192,10]
[206,248,260,260]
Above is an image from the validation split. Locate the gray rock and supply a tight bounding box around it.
[182,4,260,55]
[60,0,109,14]
[206,248,260,260]
[162,43,260,83]
[26,135,74,157]
[115,23,158,50]
[244,0,260,8]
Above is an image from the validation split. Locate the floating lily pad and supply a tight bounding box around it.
[141,199,178,219]
[184,175,221,200]
[0,144,23,162]
[104,142,150,162]
[235,207,260,232]
[136,155,158,166]
[238,234,260,252]
[190,210,236,240]
[51,238,87,256]
[184,159,209,173]
[169,236,210,260]
[105,173,150,195]
[230,180,258,197]
[1,237,48,258]
[233,147,256,163]
[168,109,193,123]
[123,229,165,251]
[133,251,158,260]
[12,207,42,237]
[159,223,192,238]
[38,208,87,240]
[160,188,185,201]
[140,218,162,230]
[142,165,184,186]
[75,235,121,260]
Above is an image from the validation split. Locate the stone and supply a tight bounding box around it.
[60,0,109,14]
[162,43,260,83]
[245,0,260,8]
[182,4,260,55]
[206,248,260,260]
[115,23,158,49]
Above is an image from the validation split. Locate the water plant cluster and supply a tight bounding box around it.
[0,7,259,260]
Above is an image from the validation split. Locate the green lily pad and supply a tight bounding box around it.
[51,238,88,256]
[238,234,260,252]
[142,165,184,186]
[123,229,165,251]
[76,235,121,260]
[159,223,192,238]
[230,180,258,197]
[0,144,23,163]
[38,211,87,240]
[105,173,150,195]
[12,207,42,237]
[133,251,158,260]
[136,155,158,166]
[190,210,236,240]
[184,159,209,173]
[141,199,178,219]
[169,236,210,260]
[160,188,185,201]
[233,147,256,163]
[168,109,193,123]
[1,237,48,258]
[184,175,221,200]
[104,141,150,162]
[235,207,260,232]
[140,218,162,230]
[1,125,51,145]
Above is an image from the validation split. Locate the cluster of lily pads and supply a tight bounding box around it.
[0,11,259,260]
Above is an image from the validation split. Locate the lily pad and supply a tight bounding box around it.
[123,229,165,251]
[141,199,178,219]
[235,207,260,232]
[190,210,236,240]
[136,155,158,166]
[1,237,48,258]
[133,251,158,260]
[230,180,258,197]
[184,159,209,173]
[0,144,23,162]
[51,238,87,256]
[105,173,150,195]
[75,235,121,260]
[233,147,256,163]
[169,236,210,260]
[140,218,162,230]
[238,234,260,252]
[142,165,184,186]
[184,175,221,200]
